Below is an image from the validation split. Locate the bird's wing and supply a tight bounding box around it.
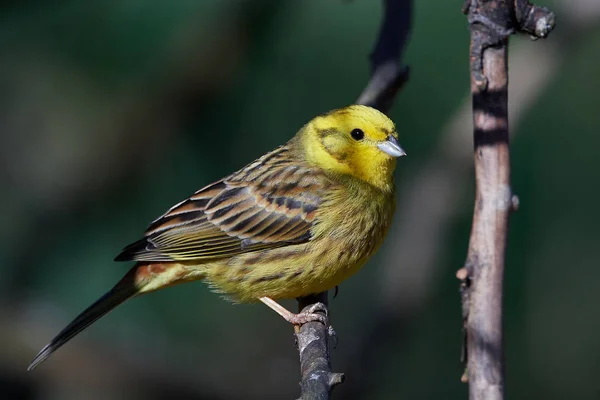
[115,146,330,262]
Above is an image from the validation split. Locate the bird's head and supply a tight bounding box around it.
[297,105,405,192]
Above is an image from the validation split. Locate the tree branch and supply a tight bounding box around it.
[357,0,411,111]
[460,1,554,398]
[296,293,344,400]
[295,0,412,398]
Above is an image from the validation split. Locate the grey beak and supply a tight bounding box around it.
[377,135,406,157]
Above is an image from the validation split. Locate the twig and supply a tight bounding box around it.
[295,0,412,398]
[296,293,344,400]
[356,0,412,111]
[460,1,554,399]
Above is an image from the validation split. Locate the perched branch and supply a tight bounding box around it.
[296,293,344,400]
[460,1,554,399]
[295,0,412,398]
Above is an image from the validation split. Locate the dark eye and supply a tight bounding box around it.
[350,128,364,141]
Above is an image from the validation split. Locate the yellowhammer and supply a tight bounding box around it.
[28,105,405,370]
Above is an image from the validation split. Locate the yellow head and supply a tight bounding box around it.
[295,105,405,192]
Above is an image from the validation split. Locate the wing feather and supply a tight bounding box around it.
[114,145,332,262]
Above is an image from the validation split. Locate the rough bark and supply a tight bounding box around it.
[459,1,554,398]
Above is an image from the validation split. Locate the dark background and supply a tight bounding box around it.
[1,1,599,399]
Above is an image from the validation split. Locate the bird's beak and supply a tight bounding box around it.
[377,135,406,157]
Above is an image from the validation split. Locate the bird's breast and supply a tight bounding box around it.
[306,184,396,280]
[203,182,395,302]
[315,184,395,254]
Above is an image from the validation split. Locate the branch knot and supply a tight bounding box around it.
[514,1,556,39]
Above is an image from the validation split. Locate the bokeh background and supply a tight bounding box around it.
[1,0,599,399]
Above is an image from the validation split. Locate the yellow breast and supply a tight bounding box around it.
[203,180,396,302]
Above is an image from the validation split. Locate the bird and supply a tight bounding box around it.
[28,104,405,370]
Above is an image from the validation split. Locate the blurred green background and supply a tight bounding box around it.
[1,0,599,399]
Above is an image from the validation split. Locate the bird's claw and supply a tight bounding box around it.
[287,311,328,326]
[304,302,328,317]
[291,302,337,348]
[287,302,330,328]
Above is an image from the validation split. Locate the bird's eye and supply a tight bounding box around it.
[350,129,364,141]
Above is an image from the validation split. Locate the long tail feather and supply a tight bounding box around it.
[27,263,203,371]
[28,261,199,371]
[27,282,137,371]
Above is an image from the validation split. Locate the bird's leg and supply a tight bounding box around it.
[259,297,328,326]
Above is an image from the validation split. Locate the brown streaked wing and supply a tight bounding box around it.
[114,145,330,262]
[144,181,226,236]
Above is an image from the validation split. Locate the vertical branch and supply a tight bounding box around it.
[466,44,511,400]
[295,0,412,398]
[460,1,554,399]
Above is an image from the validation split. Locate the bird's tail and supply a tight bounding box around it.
[27,262,197,371]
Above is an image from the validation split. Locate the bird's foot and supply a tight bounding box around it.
[286,302,328,326]
[259,297,333,328]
